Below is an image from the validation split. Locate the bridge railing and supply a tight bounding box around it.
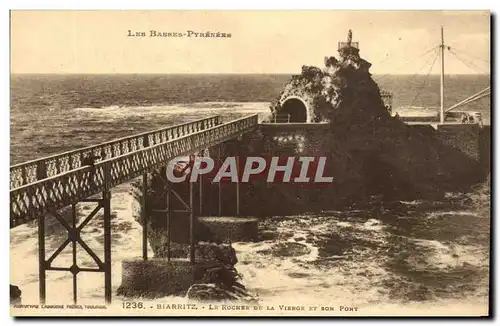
[10,116,221,189]
[273,114,291,123]
[10,114,259,227]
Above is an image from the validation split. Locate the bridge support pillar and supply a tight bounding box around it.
[141,173,148,261]
[37,193,112,305]
[189,178,195,264]
[38,213,46,304]
[236,155,240,216]
[103,190,112,304]
[153,166,198,265]
[217,145,223,216]
[209,141,244,217]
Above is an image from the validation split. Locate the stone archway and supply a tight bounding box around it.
[279,96,310,123]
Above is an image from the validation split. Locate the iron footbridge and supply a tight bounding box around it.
[10,114,259,304]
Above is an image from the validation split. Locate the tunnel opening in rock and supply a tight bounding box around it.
[280,98,308,122]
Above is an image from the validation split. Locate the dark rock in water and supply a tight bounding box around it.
[186,284,232,301]
[187,263,257,302]
[196,243,238,266]
[287,272,311,278]
[10,284,21,305]
[256,242,311,257]
[465,175,490,217]
[187,270,257,302]
[201,265,240,285]
[180,248,257,302]
[259,230,278,241]
[271,242,311,257]
[186,283,257,302]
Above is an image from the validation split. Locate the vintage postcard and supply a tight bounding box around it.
[10,10,491,317]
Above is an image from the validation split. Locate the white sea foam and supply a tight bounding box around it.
[411,238,488,270]
[74,102,271,120]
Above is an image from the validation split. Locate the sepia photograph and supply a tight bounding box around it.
[9,10,491,317]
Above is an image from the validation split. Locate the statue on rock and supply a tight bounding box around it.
[270,29,384,124]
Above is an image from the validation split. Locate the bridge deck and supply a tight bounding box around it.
[10,114,259,227]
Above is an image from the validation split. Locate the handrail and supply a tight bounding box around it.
[273,114,291,123]
[10,116,221,189]
[10,114,259,227]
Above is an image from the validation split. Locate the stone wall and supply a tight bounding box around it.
[131,120,488,221]
[479,125,491,176]
[247,121,487,210]
[433,123,490,178]
[435,124,481,161]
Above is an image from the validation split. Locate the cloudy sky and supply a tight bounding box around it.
[10,10,490,74]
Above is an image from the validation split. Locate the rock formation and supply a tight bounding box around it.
[10,284,21,305]
[130,30,485,262]
[270,30,391,123]
[267,30,482,202]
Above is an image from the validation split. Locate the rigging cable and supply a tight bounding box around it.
[447,45,490,65]
[448,49,489,74]
[391,47,439,96]
[407,49,440,109]
[450,51,488,74]
[456,50,490,68]
[374,45,439,84]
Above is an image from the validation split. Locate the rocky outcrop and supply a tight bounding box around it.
[269,32,390,124]
[132,30,484,218]
[10,285,21,305]
[186,265,258,302]
[267,30,482,203]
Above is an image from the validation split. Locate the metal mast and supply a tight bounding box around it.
[440,26,445,124]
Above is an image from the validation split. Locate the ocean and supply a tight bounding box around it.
[10,74,490,164]
[10,74,491,315]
